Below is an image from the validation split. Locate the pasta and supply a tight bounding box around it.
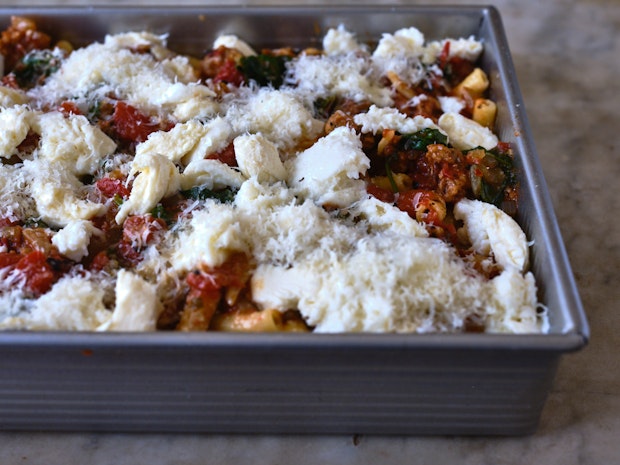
[210,308,309,332]
[472,98,498,128]
[454,67,490,98]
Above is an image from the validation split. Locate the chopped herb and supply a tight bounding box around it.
[113,194,124,206]
[480,180,504,206]
[402,128,448,151]
[314,96,340,119]
[239,54,290,88]
[150,203,172,223]
[12,49,62,89]
[486,148,517,186]
[182,186,237,203]
[88,100,102,122]
[467,146,516,207]
[384,158,399,193]
[23,218,48,229]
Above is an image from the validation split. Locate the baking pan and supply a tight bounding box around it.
[0,5,588,435]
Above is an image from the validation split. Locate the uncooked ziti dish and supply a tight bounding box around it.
[0,17,548,333]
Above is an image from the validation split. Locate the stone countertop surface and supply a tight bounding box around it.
[0,0,618,463]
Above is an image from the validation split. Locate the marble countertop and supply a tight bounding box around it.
[0,0,618,463]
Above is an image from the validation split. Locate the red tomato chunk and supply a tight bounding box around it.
[14,250,57,296]
[96,177,131,199]
[112,101,163,143]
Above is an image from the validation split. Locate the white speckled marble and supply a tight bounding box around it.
[0,0,618,463]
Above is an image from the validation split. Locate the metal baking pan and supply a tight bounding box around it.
[0,5,588,435]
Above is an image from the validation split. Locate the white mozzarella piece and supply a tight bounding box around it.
[99,269,159,331]
[251,265,318,312]
[135,120,207,164]
[26,160,105,228]
[454,198,529,272]
[0,105,32,157]
[438,112,498,150]
[52,220,101,262]
[180,117,233,166]
[33,111,117,175]
[213,34,257,56]
[115,153,181,224]
[172,204,246,270]
[487,268,540,334]
[181,159,245,191]
[0,164,37,223]
[234,133,287,183]
[346,196,428,238]
[287,126,369,208]
[0,86,28,108]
